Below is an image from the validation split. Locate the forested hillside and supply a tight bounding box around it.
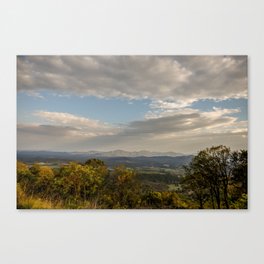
[17,145,247,209]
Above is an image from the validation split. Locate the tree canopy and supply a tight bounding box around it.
[17,145,247,209]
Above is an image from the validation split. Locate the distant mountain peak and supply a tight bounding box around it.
[17,149,185,157]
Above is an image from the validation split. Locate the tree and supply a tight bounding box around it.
[181,166,209,209]
[187,149,221,208]
[182,145,247,209]
[231,150,247,194]
[105,165,141,208]
[85,159,106,168]
[17,161,32,183]
[143,191,162,208]
[229,150,248,207]
[17,161,34,193]
[207,145,232,208]
[58,162,106,204]
[35,166,55,195]
[29,164,41,175]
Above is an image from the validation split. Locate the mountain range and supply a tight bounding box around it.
[17,150,193,168]
[17,150,186,158]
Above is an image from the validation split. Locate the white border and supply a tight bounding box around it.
[0,1,263,263]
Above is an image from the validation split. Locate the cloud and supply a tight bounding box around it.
[174,56,247,101]
[17,56,247,152]
[33,111,120,137]
[17,111,120,150]
[124,107,245,137]
[17,108,247,152]
[18,124,78,137]
[90,107,247,152]
[17,124,86,150]
[17,56,247,105]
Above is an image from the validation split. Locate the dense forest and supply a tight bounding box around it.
[17,145,247,209]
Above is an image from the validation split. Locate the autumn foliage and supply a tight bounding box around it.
[17,146,247,209]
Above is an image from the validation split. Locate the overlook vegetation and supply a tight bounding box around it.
[17,145,247,209]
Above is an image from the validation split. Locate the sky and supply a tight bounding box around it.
[17,56,247,154]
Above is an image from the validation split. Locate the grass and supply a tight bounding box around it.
[17,184,62,209]
[17,184,101,209]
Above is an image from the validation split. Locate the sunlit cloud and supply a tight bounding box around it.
[17,56,247,152]
[17,56,247,106]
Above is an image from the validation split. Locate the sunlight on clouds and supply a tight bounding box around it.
[17,106,247,152]
[33,111,120,136]
[17,56,247,152]
[17,56,247,104]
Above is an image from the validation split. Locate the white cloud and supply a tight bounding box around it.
[125,107,244,136]
[17,56,247,152]
[17,108,247,152]
[17,56,247,105]
[33,111,120,137]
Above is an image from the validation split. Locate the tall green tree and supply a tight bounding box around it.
[182,145,247,209]
[182,167,209,209]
